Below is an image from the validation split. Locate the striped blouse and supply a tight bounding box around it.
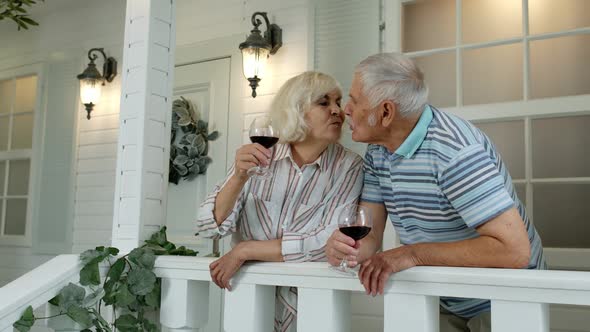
[195,142,364,262]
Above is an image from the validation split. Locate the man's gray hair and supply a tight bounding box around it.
[355,52,429,117]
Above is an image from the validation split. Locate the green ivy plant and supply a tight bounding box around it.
[169,97,220,185]
[13,227,197,332]
[0,0,43,30]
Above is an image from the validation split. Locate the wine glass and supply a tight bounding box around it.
[330,204,372,276]
[248,115,278,179]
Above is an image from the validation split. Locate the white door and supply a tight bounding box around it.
[165,58,231,332]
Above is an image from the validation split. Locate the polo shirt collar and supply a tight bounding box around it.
[394,105,433,158]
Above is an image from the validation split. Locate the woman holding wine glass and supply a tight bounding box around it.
[195,71,364,331]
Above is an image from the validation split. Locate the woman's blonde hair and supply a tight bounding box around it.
[269,71,341,143]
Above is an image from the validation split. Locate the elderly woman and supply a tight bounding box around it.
[195,71,363,331]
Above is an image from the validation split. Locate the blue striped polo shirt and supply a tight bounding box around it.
[361,105,546,318]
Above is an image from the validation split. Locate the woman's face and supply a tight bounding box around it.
[304,89,344,144]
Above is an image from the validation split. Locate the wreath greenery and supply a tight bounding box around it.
[169,97,219,185]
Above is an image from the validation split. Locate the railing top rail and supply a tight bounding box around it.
[154,256,590,306]
[0,254,81,331]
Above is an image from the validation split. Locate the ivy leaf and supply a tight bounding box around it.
[127,268,157,296]
[83,288,105,307]
[107,258,126,283]
[142,318,159,332]
[196,120,208,132]
[145,226,167,246]
[115,283,135,307]
[56,283,85,311]
[80,262,101,286]
[66,306,93,329]
[115,314,140,332]
[144,279,160,309]
[13,306,34,332]
[178,114,192,126]
[207,131,219,141]
[102,279,119,306]
[188,164,200,176]
[128,248,156,270]
[195,135,206,154]
[80,249,103,265]
[48,294,60,306]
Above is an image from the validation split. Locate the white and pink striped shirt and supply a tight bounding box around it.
[195,143,364,262]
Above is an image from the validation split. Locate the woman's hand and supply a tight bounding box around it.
[209,246,246,291]
[325,229,360,267]
[233,144,271,181]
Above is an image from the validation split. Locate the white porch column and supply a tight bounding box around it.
[297,288,351,332]
[111,0,176,251]
[491,301,549,332]
[384,293,439,332]
[160,279,210,331]
[223,283,275,332]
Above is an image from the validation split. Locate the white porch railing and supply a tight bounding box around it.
[2,255,590,332]
[0,255,81,332]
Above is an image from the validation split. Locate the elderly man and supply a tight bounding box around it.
[326,53,546,332]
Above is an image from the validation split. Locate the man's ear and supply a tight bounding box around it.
[381,100,397,127]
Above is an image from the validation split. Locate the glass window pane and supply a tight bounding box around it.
[463,44,523,105]
[514,183,526,207]
[414,52,456,108]
[14,76,37,114]
[402,0,455,52]
[0,161,5,193]
[0,78,14,115]
[4,198,27,235]
[0,116,8,151]
[530,35,590,99]
[533,184,590,248]
[529,0,590,35]
[7,160,30,196]
[532,115,590,178]
[11,113,33,150]
[462,0,522,44]
[475,120,525,179]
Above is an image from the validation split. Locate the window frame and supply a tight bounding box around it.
[385,0,590,270]
[0,64,44,247]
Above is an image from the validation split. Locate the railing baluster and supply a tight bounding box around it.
[492,301,549,332]
[160,278,210,331]
[224,283,275,332]
[384,293,439,332]
[297,288,351,332]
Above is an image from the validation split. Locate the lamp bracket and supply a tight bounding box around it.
[87,47,117,83]
[250,12,282,55]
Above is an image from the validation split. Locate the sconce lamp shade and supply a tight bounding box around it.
[239,12,282,98]
[77,48,117,119]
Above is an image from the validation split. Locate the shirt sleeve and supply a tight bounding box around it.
[281,155,364,262]
[360,146,384,204]
[195,165,248,239]
[438,144,515,229]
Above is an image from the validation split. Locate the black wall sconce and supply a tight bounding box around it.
[239,12,282,98]
[77,48,117,119]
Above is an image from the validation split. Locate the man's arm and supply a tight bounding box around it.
[325,201,387,267]
[358,207,531,296]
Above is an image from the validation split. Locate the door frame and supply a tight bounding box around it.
[174,35,245,172]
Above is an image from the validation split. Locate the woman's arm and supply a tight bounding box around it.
[209,240,283,290]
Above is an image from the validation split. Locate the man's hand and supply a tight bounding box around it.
[358,246,418,296]
[209,248,245,291]
[326,229,360,267]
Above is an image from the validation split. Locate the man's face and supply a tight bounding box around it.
[344,73,378,143]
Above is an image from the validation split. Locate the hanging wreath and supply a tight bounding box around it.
[169,97,219,185]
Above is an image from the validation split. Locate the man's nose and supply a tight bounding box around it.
[343,103,352,116]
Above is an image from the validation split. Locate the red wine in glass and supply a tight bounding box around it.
[330,205,372,275]
[250,136,279,149]
[339,226,371,241]
[247,116,277,179]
